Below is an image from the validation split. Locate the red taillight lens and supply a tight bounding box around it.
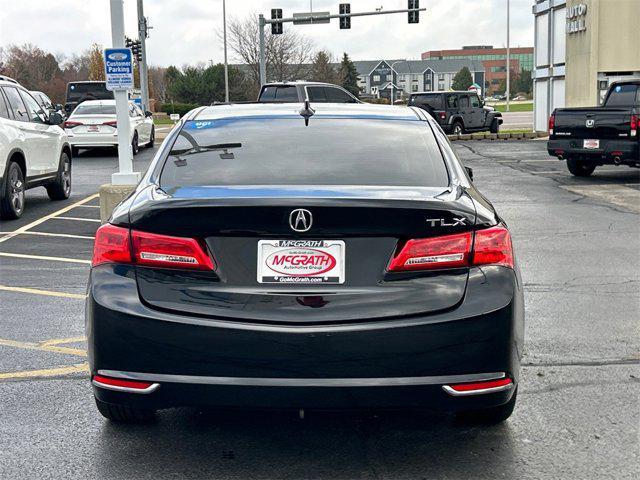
[388,225,514,272]
[102,121,117,127]
[438,111,446,120]
[131,230,215,270]
[387,232,472,272]
[92,225,214,270]
[443,377,513,396]
[631,114,638,136]
[548,113,555,134]
[92,375,153,390]
[92,224,132,266]
[63,121,83,129]
[472,225,514,269]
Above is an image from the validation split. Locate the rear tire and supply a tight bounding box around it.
[567,158,596,177]
[95,398,156,423]
[46,152,71,201]
[132,132,139,156]
[452,121,464,135]
[148,127,155,148]
[0,161,25,220]
[489,118,500,134]
[455,388,517,425]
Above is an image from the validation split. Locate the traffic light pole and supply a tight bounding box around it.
[137,0,150,113]
[258,6,425,86]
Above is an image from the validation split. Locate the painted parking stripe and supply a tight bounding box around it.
[0,337,87,357]
[0,363,89,381]
[0,252,91,264]
[0,193,99,244]
[52,216,101,223]
[40,336,86,346]
[0,285,86,300]
[0,231,94,240]
[75,205,100,209]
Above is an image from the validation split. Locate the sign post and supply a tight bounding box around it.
[107,0,140,186]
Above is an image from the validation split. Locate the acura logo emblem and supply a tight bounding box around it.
[289,209,312,232]
[585,119,595,128]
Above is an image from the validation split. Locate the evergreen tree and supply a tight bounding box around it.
[451,66,473,91]
[339,52,360,98]
[310,50,339,84]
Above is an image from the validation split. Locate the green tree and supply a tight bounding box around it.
[339,52,359,97]
[165,63,250,105]
[310,50,339,84]
[451,66,473,91]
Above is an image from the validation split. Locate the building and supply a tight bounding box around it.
[421,46,534,94]
[533,0,640,131]
[353,59,485,100]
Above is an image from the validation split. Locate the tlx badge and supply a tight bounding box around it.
[426,217,467,227]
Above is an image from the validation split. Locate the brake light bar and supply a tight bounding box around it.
[92,224,215,270]
[102,120,118,127]
[442,376,513,396]
[63,121,83,129]
[388,225,514,272]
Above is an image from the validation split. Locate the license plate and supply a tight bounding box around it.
[583,139,599,149]
[87,125,100,133]
[257,240,345,284]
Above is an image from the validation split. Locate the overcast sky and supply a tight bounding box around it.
[0,0,534,67]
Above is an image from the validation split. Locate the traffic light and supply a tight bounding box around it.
[271,9,283,34]
[408,0,419,24]
[339,4,351,29]
[125,37,143,62]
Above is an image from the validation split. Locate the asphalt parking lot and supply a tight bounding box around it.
[1,140,638,479]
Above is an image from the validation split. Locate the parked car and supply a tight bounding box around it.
[408,91,503,135]
[258,81,360,103]
[548,80,640,176]
[64,100,155,156]
[64,81,114,115]
[0,78,71,219]
[87,102,524,424]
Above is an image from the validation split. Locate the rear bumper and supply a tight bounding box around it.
[67,133,119,148]
[86,265,524,411]
[548,138,639,163]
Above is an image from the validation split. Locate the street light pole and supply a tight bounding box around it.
[390,60,404,105]
[506,0,511,112]
[137,0,150,113]
[259,14,267,86]
[223,0,229,102]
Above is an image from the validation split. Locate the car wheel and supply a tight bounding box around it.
[455,388,517,425]
[95,398,156,423]
[490,118,500,134]
[46,152,72,201]
[132,132,139,156]
[567,158,596,177]
[452,122,464,135]
[148,127,155,148]
[0,161,25,220]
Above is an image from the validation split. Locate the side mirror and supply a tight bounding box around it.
[55,104,64,112]
[49,112,63,126]
[145,111,153,118]
[465,166,474,181]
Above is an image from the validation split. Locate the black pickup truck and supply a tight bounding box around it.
[548,80,639,176]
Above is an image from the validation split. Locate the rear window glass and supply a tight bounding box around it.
[160,117,449,190]
[66,83,113,102]
[73,104,116,115]
[605,84,639,106]
[410,94,443,110]
[260,86,298,102]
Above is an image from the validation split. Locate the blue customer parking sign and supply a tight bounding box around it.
[104,48,134,91]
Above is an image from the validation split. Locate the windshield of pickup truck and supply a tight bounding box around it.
[605,84,639,106]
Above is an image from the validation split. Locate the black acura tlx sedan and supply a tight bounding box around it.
[87,102,524,424]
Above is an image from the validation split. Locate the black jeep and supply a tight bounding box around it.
[409,91,502,135]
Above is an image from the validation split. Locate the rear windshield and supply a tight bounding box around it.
[66,83,113,102]
[259,86,298,102]
[410,94,443,110]
[73,104,116,115]
[604,84,640,106]
[160,117,449,190]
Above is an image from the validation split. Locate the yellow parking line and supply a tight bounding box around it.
[0,363,89,381]
[75,205,100,209]
[53,216,101,223]
[0,337,87,357]
[0,231,94,240]
[40,336,86,346]
[0,285,86,299]
[0,252,91,264]
[0,193,99,244]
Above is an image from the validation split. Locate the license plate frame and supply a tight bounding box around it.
[257,240,345,284]
[583,139,600,149]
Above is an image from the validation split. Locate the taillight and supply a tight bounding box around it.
[131,230,215,270]
[92,224,132,266]
[631,114,638,137]
[388,225,514,272]
[92,224,214,270]
[438,111,446,120]
[63,121,83,129]
[548,112,555,134]
[387,232,472,272]
[102,120,118,127]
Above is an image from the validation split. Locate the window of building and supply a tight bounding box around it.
[438,74,445,81]
[373,74,380,82]
[412,85,418,92]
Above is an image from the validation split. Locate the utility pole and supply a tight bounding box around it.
[109,0,139,185]
[506,0,510,112]
[223,0,229,102]
[258,4,425,86]
[136,0,150,113]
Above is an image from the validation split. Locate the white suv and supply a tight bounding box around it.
[0,78,72,220]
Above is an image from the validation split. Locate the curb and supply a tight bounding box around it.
[448,132,548,141]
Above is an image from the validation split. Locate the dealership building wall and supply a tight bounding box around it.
[532,0,640,132]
